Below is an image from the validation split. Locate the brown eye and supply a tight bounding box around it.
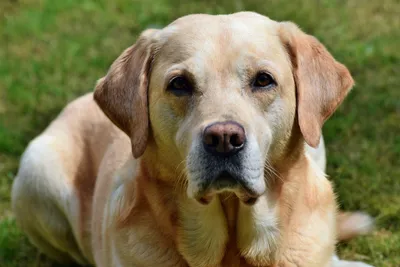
[167,76,193,96]
[253,72,276,89]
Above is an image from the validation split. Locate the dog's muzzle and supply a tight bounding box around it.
[187,121,266,205]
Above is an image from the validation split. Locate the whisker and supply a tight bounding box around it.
[176,170,187,190]
[174,159,187,174]
[264,159,284,184]
[173,159,188,192]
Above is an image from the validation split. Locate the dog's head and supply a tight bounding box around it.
[94,12,353,205]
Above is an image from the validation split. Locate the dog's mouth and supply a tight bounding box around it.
[194,170,264,206]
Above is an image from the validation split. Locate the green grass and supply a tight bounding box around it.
[0,0,399,266]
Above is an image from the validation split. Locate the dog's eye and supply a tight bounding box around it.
[253,72,276,89]
[167,76,193,96]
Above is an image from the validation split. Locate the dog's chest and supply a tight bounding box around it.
[177,195,280,267]
[221,196,280,267]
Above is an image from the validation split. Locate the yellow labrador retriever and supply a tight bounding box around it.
[12,12,373,267]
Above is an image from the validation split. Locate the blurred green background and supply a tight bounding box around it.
[0,0,399,266]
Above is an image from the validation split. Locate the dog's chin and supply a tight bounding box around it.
[187,172,266,206]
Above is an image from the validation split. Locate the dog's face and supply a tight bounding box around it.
[149,14,296,204]
[94,12,353,205]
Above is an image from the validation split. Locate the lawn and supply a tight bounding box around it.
[0,0,399,266]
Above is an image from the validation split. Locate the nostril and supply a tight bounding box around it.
[204,133,220,148]
[211,135,219,147]
[230,134,244,148]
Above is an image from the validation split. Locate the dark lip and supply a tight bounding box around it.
[241,196,259,205]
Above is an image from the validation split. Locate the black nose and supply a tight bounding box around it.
[203,121,246,156]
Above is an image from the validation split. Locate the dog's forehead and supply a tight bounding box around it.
[155,12,283,64]
[168,12,277,30]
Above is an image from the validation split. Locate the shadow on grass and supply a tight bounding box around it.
[0,218,86,267]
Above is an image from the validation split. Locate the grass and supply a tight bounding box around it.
[0,0,398,266]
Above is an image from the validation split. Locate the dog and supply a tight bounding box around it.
[12,12,373,267]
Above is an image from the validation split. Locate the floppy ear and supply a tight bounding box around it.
[279,22,354,147]
[94,29,158,158]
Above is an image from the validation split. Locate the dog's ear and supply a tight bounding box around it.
[94,29,158,158]
[279,22,354,147]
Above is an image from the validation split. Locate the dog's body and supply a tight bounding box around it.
[12,12,373,267]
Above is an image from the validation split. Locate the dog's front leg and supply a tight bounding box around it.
[177,196,228,267]
[237,195,280,266]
